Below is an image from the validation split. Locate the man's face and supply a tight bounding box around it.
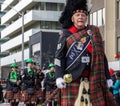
[71,12,87,29]
[12,67,17,71]
[50,67,55,72]
[27,62,33,68]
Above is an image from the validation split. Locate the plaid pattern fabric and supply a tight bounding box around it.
[60,79,80,106]
[13,90,21,99]
[20,90,29,102]
[46,90,60,101]
[5,90,13,99]
[66,29,87,48]
[20,90,37,102]
[89,25,115,106]
[36,88,42,98]
[64,25,115,106]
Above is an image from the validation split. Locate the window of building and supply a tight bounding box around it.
[40,21,61,29]
[102,8,105,25]
[58,3,64,11]
[46,3,57,11]
[97,9,102,26]
[40,2,45,10]
[117,1,120,20]
[90,8,105,26]
[32,43,40,56]
[93,12,97,25]
[90,14,93,25]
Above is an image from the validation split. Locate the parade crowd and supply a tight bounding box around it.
[0,58,59,106]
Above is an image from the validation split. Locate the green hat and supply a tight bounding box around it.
[48,63,55,68]
[10,63,18,68]
[26,58,33,64]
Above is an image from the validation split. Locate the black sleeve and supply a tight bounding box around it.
[54,34,67,78]
[104,55,111,79]
[39,73,45,81]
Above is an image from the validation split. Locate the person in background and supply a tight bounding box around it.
[43,63,58,106]
[21,58,37,106]
[0,81,3,103]
[54,0,115,105]
[110,72,120,106]
[5,63,21,106]
[35,66,45,105]
[109,68,116,85]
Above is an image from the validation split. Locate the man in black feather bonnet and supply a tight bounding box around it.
[54,0,116,106]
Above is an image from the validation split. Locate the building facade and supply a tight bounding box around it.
[90,0,120,70]
[0,0,64,79]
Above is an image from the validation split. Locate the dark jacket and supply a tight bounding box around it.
[44,72,56,92]
[55,28,110,80]
[21,68,35,90]
[35,72,45,89]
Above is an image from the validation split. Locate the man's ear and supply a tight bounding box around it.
[71,16,74,23]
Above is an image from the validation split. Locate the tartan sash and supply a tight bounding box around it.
[65,29,91,81]
[88,25,115,106]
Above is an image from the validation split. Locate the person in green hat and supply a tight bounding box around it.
[21,58,37,106]
[5,63,21,106]
[43,63,58,106]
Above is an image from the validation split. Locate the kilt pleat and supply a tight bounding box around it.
[61,79,79,106]
[36,89,42,98]
[13,90,21,99]
[5,90,13,99]
[46,90,60,102]
[20,90,37,102]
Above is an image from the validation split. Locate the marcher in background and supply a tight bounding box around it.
[109,68,116,85]
[110,72,120,106]
[21,58,37,106]
[43,63,58,106]
[0,81,3,103]
[5,63,21,106]
[54,0,115,106]
[35,66,45,105]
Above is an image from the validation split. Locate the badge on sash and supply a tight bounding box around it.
[81,56,90,63]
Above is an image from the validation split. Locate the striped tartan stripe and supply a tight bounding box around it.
[61,79,80,106]
[66,29,87,48]
[89,25,115,106]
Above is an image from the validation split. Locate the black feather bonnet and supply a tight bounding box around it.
[59,0,92,28]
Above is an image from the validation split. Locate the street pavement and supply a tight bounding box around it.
[0,102,24,106]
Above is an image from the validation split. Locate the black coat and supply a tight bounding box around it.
[35,72,45,89]
[44,72,56,92]
[55,28,111,80]
[21,68,35,89]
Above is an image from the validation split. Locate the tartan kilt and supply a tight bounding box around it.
[20,90,37,102]
[5,90,13,99]
[30,90,37,102]
[36,88,42,99]
[60,79,80,106]
[20,90,29,102]
[46,90,60,101]
[13,90,21,100]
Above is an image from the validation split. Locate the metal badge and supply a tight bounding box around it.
[87,30,92,36]
[81,56,90,63]
[57,43,62,50]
